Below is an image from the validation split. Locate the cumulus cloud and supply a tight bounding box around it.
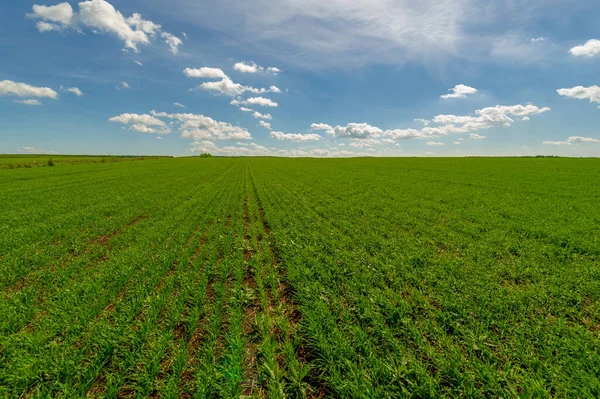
[426,141,445,146]
[173,102,186,108]
[252,111,272,120]
[349,139,380,148]
[30,3,74,26]
[243,97,278,107]
[191,141,270,156]
[28,0,182,54]
[60,85,83,96]
[557,86,600,105]
[190,141,366,157]
[20,146,43,154]
[233,62,281,74]
[150,111,252,140]
[441,84,478,99]
[543,136,600,145]
[569,39,600,57]
[414,118,430,125]
[109,113,170,134]
[198,79,281,97]
[13,99,42,106]
[312,103,549,143]
[239,107,253,112]
[259,121,272,130]
[469,133,486,139]
[233,61,261,73]
[310,123,383,139]
[421,104,550,137]
[270,131,322,142]
[0,80,58,99]
[184,67,228,79]
[384,129,422,140]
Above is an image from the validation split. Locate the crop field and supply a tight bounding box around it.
[0,155,166,169]
[1,157,599,398]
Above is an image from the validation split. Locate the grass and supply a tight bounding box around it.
[0,157,598,398]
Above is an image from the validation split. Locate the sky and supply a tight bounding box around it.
[1,0,599,157]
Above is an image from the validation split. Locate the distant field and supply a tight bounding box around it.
[0,154,167,169]
[1,157,599,398]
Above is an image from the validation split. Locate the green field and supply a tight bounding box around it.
[0,154,167,169]
[1,157,599,398]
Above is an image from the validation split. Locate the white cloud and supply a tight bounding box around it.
[233,61,261,73]
[270,131,322,142]
[61,85,83,96]
[311,123,383,139]
[426,141,445,146]
[384,129,422,140]
[174,102,186,108]
[453,141,461,145]
[239,107,253,112]
[36,21,62,32]
[432,115,477,125]
[313,103,549,144]
[184,67,228,79]
[543,136,600,145]
[134,60,143,66]
[30,3,74,25]
[244,97,278,107]
[126,12,160,35]
[441,84,478,99]
[129,124,163,133]
[569,39,600,57]
[349,139,380,148]
[557,86,600,105]
[150,111,252,140]
[19,146,58,154]
[198,79,281,97]
[120,81,130,89]
[0,80,58,99]
[29,0,182,54]
[424,152,435,155]
[310,123,334,135]
[414,118,430,126]
[469,133,486,139]
[161,32,183,54]
[569,136,600,143]
[421,104,550,137]
[156,136,162,140]
[109,113,170,134]
[199,78,247,96]
[252,111,272,120]
[259,121,272,130]
[20,146,43,154]
[13,99,42,106]
[233,62,281,74]
[191,141,270,156]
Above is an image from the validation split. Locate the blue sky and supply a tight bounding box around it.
[1,0,599,157]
